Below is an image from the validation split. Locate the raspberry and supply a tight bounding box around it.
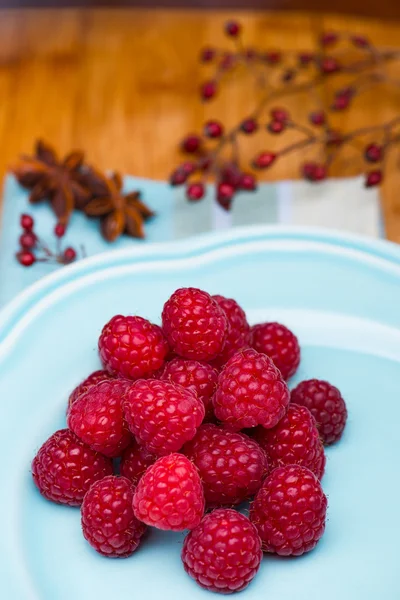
[32,429,113,506]
[133,453,205,531]
[98,315,168,380]
[81,475,146,557]
[211,295,251,368]
[254,403,326,479]
[213,348,289,431]
[250,465,327,556]
[183,424,268,507]
[160,358,218,420]
[182,509,262,593]
[120,440,157,485]
[68,380,132,457]
[162,288,228,361]
[68,369,114,409]
[250,321,300,380]
[123,379,205,455]
[291,379,347,445]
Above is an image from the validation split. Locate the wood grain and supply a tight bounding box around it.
[1,8,400,240]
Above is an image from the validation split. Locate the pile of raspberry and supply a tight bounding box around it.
[32,287,348,594]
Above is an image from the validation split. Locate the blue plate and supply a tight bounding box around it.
[1,225,400,600]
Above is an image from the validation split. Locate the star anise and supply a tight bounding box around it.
[81,169,155,241]
[11,140,92,225]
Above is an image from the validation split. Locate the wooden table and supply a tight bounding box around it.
[1,8,400,240]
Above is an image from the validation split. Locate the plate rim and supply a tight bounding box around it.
[1,224,400,346]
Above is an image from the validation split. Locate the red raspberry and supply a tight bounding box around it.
[98,315,168,380]
[254,403,326,479]
[160,358,218,420]
[291,379,347,445]
[213,348,289,431]
[183,424,268,507]
[250,465,327,556]
[120,440,157,485]
[251,321,300,380]
[81,475,146,557]
[162,288,228,361]
[68,380,132,457]
[133,453,205,531]
[123,380,205,455]
[182,509,262,593]
[32,429,113,506]
[68,369,114,409]
[210,295,251,367]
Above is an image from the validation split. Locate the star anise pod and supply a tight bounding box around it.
[11,140,92,225]
[81,169,155,241]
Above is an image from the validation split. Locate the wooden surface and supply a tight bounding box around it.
[1,8,400,241]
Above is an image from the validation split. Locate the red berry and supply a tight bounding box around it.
[240,118,258,134]
[181,161,196,175]
[81,475,146,557]
[298,52,314,65]
[19,231,36,250]
[250,321,300,380]
[199,156,212,171]
[270,108,289,123]
[211,294,251,368]
[182,509,262,593]
[201,80,217,101]
[63,247,76,263]
[20,213,34,230]
[253,151,277,169]
[320,31,338,46]
[181,134,201,154]
[320,56,341,74]
[170,169,187,186]
[352,34,369,48]
[309,110,326,126]
[68,379,132,457]
[250,465,327,556]
[238,172,257,191]
[225,20,241,37]
[160,358,218,420]
[220,163,241,189]
[68,369,114,409]
[365,170,382,187]
[365,143,383,163]
[267,120,285,134]
[183,424,268,507]
[133,453,205,531]
[204,120,224,138]
[254,403,326,479]
[291,379,348,445]
[32,429,113,506]
[99,315,168,380]
[54,222,66,238]
[162,287,228,361]
[264,51,281,64]
[217,182,235,209]
[213,348,289,431]
[120,440,157,485]
[186,182,205,202]
[302,162,327,182]
[200,46,215,62]
[123,379,204,455]
[16,251,35,267]
[332,94,350,110]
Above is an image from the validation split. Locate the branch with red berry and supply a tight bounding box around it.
[170,21,400,210]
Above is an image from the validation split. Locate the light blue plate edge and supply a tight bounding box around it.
[1,224,400,346]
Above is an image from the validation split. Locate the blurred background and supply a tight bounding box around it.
[1,0,400,251]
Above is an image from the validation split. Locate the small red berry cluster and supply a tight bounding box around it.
[170,19,400,208]
[16,213,81,268]
[32,286,348,594]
